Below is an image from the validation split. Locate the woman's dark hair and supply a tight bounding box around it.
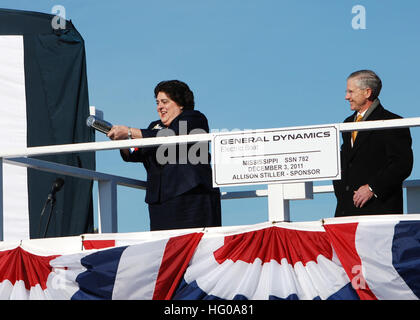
[154,80,195,110]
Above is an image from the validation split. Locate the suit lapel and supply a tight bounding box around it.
[342,113,355,155]
[346,104,385,159]
[350,128,370,153]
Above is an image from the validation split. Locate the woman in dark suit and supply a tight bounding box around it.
[108,80,221,231]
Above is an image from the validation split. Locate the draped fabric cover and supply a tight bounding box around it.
[0,8,95,239]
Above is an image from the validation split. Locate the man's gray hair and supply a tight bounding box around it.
[348,70,382,100]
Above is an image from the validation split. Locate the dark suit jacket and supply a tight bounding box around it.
[121,110,218,204]
[333,103,413,217]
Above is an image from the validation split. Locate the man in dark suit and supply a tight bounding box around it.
[333,70,413,217]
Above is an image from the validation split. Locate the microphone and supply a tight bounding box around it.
[47,178,65,201]
[40,177,65,238]
[50,178,64,195]
[86,115,113,134]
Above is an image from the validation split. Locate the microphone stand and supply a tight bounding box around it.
[43,193,57,238]
[38,192,57,238]
[38,178,64,238]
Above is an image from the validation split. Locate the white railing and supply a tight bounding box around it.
[1,117,420,240]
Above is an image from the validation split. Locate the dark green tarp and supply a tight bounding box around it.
[0,8,95,238]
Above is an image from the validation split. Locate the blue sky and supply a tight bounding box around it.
[2,0,420,232]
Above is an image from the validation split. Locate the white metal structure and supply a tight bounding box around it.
[0,117,420,240]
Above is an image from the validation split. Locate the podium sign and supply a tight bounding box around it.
[212,125,341,187]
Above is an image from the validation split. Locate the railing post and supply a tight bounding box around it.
[267,183,290,222]
[0,158,3,241]
[97,179,118,233]
[406,186,420,214]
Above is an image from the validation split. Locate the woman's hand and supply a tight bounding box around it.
[107,125,143,140]
[107,125,130,140]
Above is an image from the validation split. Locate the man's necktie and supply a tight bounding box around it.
[352,114,363,145]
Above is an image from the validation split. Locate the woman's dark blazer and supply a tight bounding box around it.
[120,110,217,204]
[333,103,413,217]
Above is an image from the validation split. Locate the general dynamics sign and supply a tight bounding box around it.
[211,125,341,187]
